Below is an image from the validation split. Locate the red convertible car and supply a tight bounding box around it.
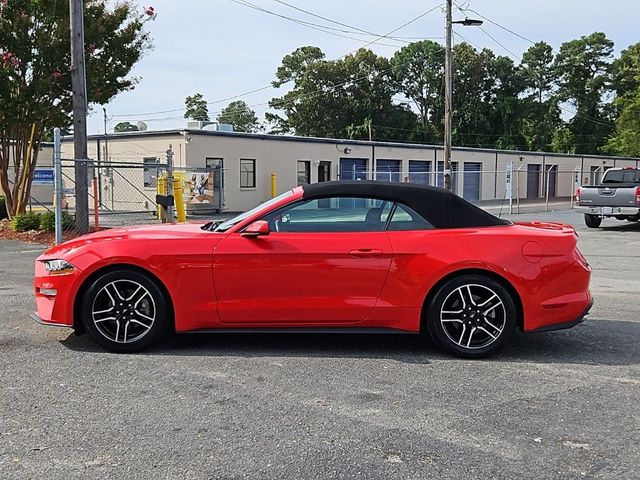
[32,181,592,358]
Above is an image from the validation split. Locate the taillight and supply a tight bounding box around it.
[574,248,590,268]
[636,186,640,206]
[575,187,581,205]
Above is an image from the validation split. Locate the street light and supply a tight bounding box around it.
[443,0,482,191]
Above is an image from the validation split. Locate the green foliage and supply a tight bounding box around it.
[39,211,75,231]
[184,93,209,121]
[0,0,154,217]
[267,47,417,142]
[11,211,41,232]
[268,34,640,156]
[217,101,259,132]
[39,211,56,232]
[114,122,139,133]
[604,90,640,157]
[391,40,444,134]
[553,32,614,154]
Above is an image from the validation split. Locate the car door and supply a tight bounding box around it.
[213,196,393,325]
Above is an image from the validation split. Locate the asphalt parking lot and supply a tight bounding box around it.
[1,210,638,479]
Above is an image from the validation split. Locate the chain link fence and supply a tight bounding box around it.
[56,158,225,237]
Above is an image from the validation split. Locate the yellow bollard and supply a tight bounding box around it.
[172,172,186,223]
[157,172,166,220]
[271,173,277,198]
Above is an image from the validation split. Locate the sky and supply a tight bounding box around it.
[88,0,640,135]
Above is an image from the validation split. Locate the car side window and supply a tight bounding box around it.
[262,197,389,232]
[387,203,433,231]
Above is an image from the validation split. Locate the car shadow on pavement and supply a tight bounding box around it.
[60,318,639,366]
[600,221,640,231]
[61,332,438,364]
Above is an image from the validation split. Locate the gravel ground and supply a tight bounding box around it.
[0,210,638,479]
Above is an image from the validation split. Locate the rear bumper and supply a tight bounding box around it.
[526,298,593,333]
[575,206,640,216]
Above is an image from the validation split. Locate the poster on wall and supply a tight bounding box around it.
[181,170,220,212]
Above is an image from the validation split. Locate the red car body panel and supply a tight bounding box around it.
[34,186,592,335]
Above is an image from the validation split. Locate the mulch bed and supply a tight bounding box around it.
[0,219,76,246]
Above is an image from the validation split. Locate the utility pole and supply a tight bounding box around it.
[443,1,482,191]
[443,0,453,191]
[70,0,89,233]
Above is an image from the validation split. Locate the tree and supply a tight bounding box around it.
[217,100,259,132]
[521,42,556,103]
[553,32,614,154]
[440,43,495,148]
[0,0,153,218]
[268,47,416,141]
[519,42,561,151]
[114,122,139,133]
[184,93,209,121]
[605,43,640,156]
[391,40,444,142]
[603,92,640,156]
[488,55,526,150]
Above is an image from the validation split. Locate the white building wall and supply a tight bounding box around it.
[56,130,640,214]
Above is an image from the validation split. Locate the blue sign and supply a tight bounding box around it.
[33,168,54,185]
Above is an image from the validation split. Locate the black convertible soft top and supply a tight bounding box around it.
[301,181,510,229]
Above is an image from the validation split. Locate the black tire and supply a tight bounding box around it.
[425,274,517,359]
[81,269,170,353]
[584,214,602,228]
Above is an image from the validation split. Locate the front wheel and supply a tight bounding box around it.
[584,214,602,228]
[80,269,170,353]
[425,274,517,359]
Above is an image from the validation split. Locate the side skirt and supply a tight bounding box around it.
[178,327,419,335]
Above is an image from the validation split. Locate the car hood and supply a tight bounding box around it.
[41,223,212,259]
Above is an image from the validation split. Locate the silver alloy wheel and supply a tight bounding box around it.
[91,279,156,344]
[440,283,506,350]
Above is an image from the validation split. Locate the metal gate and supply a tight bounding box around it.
[463,162,482,201]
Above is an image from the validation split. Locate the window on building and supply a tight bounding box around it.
[143,157,158,187]
[206,157,224,188]
[297,160,311,185]
[240,158,256,188]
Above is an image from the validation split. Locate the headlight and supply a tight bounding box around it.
[44,259,75,275]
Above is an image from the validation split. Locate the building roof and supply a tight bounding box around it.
[76,128,640,163]
[301,181,510,229]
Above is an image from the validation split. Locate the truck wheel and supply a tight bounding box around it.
[584,214,602,228]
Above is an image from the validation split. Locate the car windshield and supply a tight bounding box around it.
[212,190,295,232]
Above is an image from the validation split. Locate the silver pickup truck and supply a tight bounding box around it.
[575,167,640,228]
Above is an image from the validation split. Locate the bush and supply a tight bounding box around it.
[40,211,75,232]
[11,211,42,232]
[62,211,75,230]
[40,211,55,231]
[0,195,6,220]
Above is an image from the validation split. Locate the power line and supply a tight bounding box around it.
[111,3,444,121]
[453,3,614,129]
[271,0,409,40]
[229,0,405,47]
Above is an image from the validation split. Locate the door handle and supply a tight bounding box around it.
[349,248,384,257]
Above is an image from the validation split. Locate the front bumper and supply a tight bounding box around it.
[29,312,73,329]
[575,205,640,216]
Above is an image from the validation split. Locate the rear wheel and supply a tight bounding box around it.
[426,274,516,359]
[80,269,170,353]
[584,214,602,228]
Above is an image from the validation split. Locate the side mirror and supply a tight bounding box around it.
[241,220,270,237]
